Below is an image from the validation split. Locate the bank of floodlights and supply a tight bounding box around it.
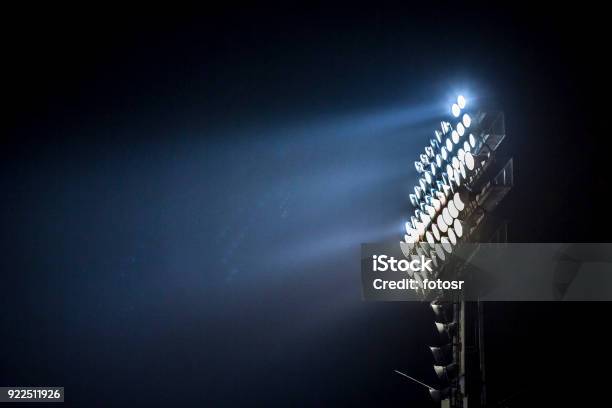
[399,96,487,402]
[401,95,490,290]
[429,299,458,396]
[398,96,512,406]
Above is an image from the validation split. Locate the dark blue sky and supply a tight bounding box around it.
[2,7,611,406]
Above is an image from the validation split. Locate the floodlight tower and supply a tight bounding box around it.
[398,95,513,407]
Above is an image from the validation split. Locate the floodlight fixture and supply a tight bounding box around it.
[409,194,419,207]
[430,138,440,150]
[426,195,441,211]
[445,170,454,184]
[453,169,462,187]
[424,171,433,185]
[432,223,441,241]
[434,363,459,382]
[413,270,424,285]
[448,200,459,218]
[459,162,467,180]
[430,387,451,403]
[453,191,465,212]
[469,133,476,148]
[430,344,453,365]
[453,219,464,238]
[415,161,424,173]
[441,237,452,253]
[415,222,425,237]
[441,146,448,161]
[451,130,460,144]
[434,244,446,261]
[437,214,448,233]
[431,299,453,322]
[400,241,413,258]
[441,121,451,134]
[447,227,457,245]
[442,183,452,198]
[442,207,453,226]
[415,243,429,259]
[426,231,435,245]
[436,180,450,197]
[435,190,447,206]
[425,195,439,210]
[434,130,443,143]
[419,178,427,192]
[400,95,513,407]
[456,122,465,137]
[457,148,465,163]
[429,250,439,268]
[465,151,477,171]
[435,321,458,338]
[420,213,432,228]
[446,163,454,177]
[451,103,461,117]
[452,157,460,170]
[457,95,466,109]
[446,138,453,152]
[435,154,443,167]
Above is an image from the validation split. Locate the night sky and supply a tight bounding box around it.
[2,6,611,407]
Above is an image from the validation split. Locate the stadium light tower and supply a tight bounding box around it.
[397,95,513,407]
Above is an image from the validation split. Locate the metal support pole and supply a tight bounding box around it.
[477,299,486,407]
